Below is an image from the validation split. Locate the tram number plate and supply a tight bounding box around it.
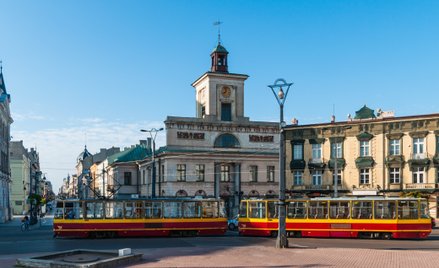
[330,223,351,229]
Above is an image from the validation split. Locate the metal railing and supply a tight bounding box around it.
[405,183,438,189]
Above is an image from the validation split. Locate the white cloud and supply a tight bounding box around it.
[12,112,46,121]
[12,118,166,193]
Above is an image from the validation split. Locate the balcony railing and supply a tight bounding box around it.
[410,153,429,160]
[405,183,438,190]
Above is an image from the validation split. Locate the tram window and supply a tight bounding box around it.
[249,201,266,219]
[374,201,396,219]
[239,202,248,218]
[124,202,135,218]
[420,201,429,218]
[105,201,124,219]
[54,202,64,219]
[183,202,202,218]
[308,201,328,219]
[352,201,372,219]
[64,202,82,219]
[398,200,418,219]
[202,201,219,218]
[145,202,162,218]
[287,201,306,219]
[134,201,144,218]
[86,202,103,219]
[329,201,350,219]
[164,201,182,218]
[268,201,277,218]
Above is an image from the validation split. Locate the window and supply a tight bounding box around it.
[220,164,230,182]
[332,169,342,185]
[221,103,232,121]
[214,134,240,148]
[360,168,370,184]
[177,164,186,182]
[250,165,258,182]
[413,137,425,158]
[201,105,206,118]
[397,200,418,219]
[293,144,303,160]
[15,201,22,206]
[389,139,400,155]
[160,165,165,182]
[195,164,205,182]
[293,171,303,185]
[352,201,372,219]
[287,201,307,219]
[312,170,322,185]
[413,167,424,184]
[142,170,145,185]
[124,172,132,185]
[375,201,396,219]
[389,168,401,184]
[331,142,342,158]
[311,143,322,161]
[308,201,328,219]
[360,141,369,157]
[329,201,350,219]
[267,166,275,182]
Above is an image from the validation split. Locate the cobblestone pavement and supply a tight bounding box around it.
[1,216,439,267]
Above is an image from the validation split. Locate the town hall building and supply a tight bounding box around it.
[138,40,280,217]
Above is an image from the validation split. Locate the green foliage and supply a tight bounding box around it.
[399,191,429,198]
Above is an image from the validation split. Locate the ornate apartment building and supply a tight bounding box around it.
[0,67,12,222]
[285,106,439,217]
[138,40,279,217]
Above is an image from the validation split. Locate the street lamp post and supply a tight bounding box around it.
[140,127,164,198]
[268,78,293,249]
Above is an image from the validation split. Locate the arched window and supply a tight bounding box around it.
[214,134,240,148]
[176,190,188,197]
[195,190,207,197]
[266,190,276,197]
[249,190,260,197]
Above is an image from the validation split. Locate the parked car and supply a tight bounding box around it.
[228,215,239,231]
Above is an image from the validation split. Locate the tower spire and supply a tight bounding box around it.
[213,20,222,44]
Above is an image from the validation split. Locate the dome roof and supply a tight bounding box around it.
[211,43,228,54]
[77,146,92,162]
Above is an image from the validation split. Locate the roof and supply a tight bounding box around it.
[211,43,228,54]
[354,105,376,119]
[77,146,92,162]
[108,144,151,165]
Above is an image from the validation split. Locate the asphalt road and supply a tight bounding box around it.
[1,217,438,256]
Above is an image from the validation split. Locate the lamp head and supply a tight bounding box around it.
[278,87,285,100]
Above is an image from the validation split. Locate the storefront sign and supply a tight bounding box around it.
[249,135,274,142]
[177,132,205,140]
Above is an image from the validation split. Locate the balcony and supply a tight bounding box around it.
[405,183,438,190]
[308,158,326,170]
[385,155,405,166]
[408,153,431,168]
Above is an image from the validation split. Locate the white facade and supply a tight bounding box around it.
[139,41,280,217]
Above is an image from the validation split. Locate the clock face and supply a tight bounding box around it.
[221,86,231,98]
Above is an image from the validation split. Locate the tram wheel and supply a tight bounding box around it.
[381,233,392,240]
[271,231,278,238]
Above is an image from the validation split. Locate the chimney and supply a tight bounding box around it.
[147,138,152,150]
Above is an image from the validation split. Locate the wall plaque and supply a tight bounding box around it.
[177,132,205,140]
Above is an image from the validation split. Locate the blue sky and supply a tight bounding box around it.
[1,0,438,191]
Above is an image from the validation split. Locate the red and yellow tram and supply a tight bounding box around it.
[53,198,227,238]
[238,197,432,239]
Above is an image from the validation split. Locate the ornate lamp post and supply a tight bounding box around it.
[140,128,164,198]
[268,78,293,248]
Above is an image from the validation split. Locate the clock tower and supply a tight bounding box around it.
[192,41,249,123]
